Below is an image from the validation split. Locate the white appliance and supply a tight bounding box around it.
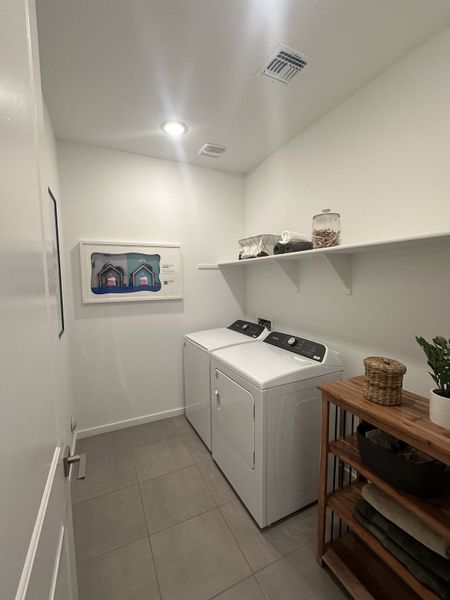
[184,320,268,450]
[210,330,343,527]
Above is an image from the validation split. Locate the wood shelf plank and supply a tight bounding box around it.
[319,377,450,465]
[323,533,422,600]
[328,484,441,600]
[330,434,450,542]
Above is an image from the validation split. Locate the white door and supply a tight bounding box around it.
[212,369,255,469]
[1,1,77,599]
[211,367,266,525]
[184,339,212,450]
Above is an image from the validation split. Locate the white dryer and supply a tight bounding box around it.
[184,320,268,450]
[210,330,343,527]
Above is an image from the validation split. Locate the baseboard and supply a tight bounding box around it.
[76,407,186,439]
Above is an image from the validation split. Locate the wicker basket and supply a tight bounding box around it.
[238,234,279,259]
[363,356,407,406]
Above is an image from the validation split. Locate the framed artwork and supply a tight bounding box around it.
[79,241,183,303]
[48,188,65,337]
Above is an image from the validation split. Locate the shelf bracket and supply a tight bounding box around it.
[274,259,300,293]
[323,255,352,295]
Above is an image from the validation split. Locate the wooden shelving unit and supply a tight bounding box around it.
[317,376,450,600]
[331,435,450,540]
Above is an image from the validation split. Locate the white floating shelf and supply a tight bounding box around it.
[216,231,450,295]
[197,263,220,270]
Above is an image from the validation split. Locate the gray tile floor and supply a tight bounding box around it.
[73,415,346,600]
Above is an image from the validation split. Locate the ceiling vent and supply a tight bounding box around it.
[260,44,308,84]
[198,143,227,158]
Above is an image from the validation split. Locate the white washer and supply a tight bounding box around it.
[211,330,343,527]
[184,320,268,450]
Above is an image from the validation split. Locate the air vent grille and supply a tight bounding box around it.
[198,143,227,158]
[261,44,308,84]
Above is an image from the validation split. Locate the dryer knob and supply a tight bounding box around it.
[287,337,297,346]
[242,323,249,330]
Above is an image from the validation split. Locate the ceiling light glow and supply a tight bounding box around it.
[161,121,187,136]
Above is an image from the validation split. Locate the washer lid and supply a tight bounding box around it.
[211,341,343,389]
[185,327,257,353]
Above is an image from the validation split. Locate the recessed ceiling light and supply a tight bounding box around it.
[161,121,187,136]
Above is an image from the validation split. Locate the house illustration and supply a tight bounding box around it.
[129,264,155,287]
[97,263,125,287]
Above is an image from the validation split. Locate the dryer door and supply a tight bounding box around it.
[212,369,255,469]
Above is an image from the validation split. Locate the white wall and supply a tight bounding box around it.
[58,141,245,431]
[40,103,74,446]
[244,28,450,396]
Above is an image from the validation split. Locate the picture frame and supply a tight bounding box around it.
[79,241,183,304]
[48,188,65,337]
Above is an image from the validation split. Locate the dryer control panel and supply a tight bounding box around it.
[264,331,326,362]
[228,320,265,338]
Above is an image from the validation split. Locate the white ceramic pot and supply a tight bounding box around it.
[429,389,450,429]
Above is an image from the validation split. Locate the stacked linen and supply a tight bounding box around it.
[280,231,310,244]
[354,484,450,599]
[363,484,450,558]
[273,231,313,255]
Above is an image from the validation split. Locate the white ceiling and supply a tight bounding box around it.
[37,0,450,174]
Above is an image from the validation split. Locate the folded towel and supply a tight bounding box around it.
[284,241,314,253]
[280,231,310,244]
[362,483,450,559]
[354,507,450,599]
[357,499,450,585]
[273,242,285,255]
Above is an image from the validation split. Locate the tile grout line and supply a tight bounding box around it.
[246,520,318,578]
[147,505,221,538]
[75,536,150,567]
[132,439,208,486]
[192,446,265,585]
[133,443,165,600]
[74,432,210,507]
[79,416,195,457]
[206,574,266,600]
[128,416,197,449]
[195,456,238,509]
[73,430,145,570]
[75,418,281,597]
[145,501,223,537]
[72,482,139,507]
[145,504,258,600]
[217,499,319,580]
[76,429,133,460]
[194,461,263,588]
[217,503,262,583]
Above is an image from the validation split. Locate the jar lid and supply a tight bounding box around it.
[313,208,340,218]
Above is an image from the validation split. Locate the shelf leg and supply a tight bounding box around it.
[323,255,352,295]
[317,395,331,564]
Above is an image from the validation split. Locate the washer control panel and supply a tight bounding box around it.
[228,320,265,338]
[264,331,326,362]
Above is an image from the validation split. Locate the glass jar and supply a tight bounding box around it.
[312,209,341,248]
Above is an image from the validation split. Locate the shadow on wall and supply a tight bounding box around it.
[244,247,450,396]
[219,267,246,314]
[70,245,185,319]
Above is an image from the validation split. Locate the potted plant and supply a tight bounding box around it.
[416,335,450,428]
